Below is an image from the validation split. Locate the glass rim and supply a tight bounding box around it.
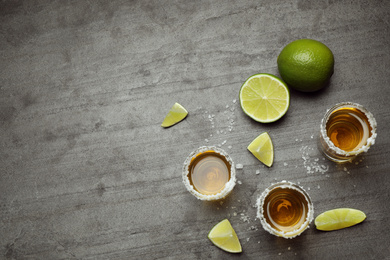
[256,180,314,239]
[320,102,377,157]
[182,146,236,201]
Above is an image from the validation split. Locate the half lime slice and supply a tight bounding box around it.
[239,74,290,123]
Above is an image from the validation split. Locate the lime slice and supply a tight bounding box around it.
[208,219,242,253]
[315,208,366,231]
[247,132,274,167]
[161,103,188,127]
[239,74,290,123]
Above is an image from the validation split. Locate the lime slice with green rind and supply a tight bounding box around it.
[247,132,274,167]
[161,103,188,128]
[239,74,290,123]
[208,219,242,253]
[315,208,366,231]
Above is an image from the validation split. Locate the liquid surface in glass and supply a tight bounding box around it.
[326,107,371,152]
[189,151,231,195]
[263,187,308,232]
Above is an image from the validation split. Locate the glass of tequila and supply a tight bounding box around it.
[256,181,314,239]
[182,146,236,201]
[319,102,377,163]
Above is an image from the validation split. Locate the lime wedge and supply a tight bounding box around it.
[315,208,366,231]
[247,132,274,167]
[161,103,188,127]
[208,219,242,253]
[239,74,290,123]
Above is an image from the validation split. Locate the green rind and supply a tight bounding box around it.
[277,39,334,92]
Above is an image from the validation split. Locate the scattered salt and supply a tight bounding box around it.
[256,169,260,175]
[238,180,242,185]
[236,164,243,169]
[240,213,250,223]
[301,145,329,174]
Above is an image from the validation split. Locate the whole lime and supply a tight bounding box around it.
[277,39,334,92]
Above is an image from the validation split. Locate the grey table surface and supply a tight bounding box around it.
[1,1,390,259]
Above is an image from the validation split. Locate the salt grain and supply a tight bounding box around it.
[301,145,329,174]
[236,164,243,169]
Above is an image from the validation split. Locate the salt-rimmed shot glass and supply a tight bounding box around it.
[319,102,377,163]
[256,181,314,239]
[182,146,236,201]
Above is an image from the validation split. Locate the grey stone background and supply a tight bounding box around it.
[1,0,390,259]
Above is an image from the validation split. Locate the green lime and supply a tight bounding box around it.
[277,39,334,92]
[239,74,290,123]
[247,132,274,167]
[315,208,366,231]
[208,219,242,253]
[161,103,188,128]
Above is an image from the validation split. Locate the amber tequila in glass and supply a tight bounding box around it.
[257,181,314,238]
[183,146,236,201]
[319,102,377,163]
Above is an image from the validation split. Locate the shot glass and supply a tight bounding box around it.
[319,102,377,163]
[182,146,236,201]
[256,181,314,239]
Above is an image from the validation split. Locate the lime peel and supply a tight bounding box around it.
[315,208,366,231]
[277,38,334,92]
[247,132,274,167]
[161,102,188,128]
[208,219,242,253]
